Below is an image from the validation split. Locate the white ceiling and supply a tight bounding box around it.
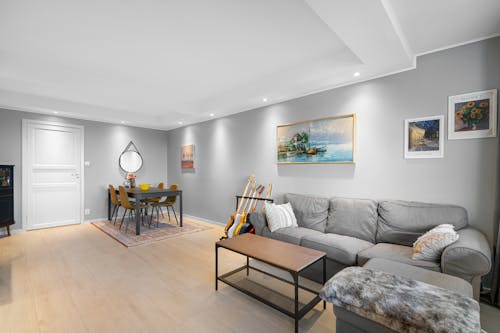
[0,0,499,129]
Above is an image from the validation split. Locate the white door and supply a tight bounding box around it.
[23,120,84,230]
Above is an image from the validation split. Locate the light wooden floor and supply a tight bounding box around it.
[0,219,335,333]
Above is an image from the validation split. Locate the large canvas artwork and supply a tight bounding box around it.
[181,144,194,169]
[277,114,355,164]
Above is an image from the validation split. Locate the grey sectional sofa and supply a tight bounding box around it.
[248,193,491,299]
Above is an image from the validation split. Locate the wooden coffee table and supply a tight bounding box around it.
[215,233,326,333]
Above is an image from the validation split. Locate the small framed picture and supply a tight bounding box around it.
[181,144,195,169]
[404,116,444,159]
[448,89,497,140]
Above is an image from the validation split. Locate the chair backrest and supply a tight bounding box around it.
[109,185,120,205]
[151,182,165,201]
[119,186,133,209]
[165,184,179,204]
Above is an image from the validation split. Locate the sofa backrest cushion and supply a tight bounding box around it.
[376,200,468,246]
[326,197,378,243]
[284,193,329,232]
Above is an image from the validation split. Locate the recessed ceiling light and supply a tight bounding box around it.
[209,113,215,117]
[353,72,361,77]
[178,121,183,125]
[53,111,59,114]
[262,97,268,102]
[121,121,125,124]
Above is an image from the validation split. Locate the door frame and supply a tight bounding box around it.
[22,119,85,230]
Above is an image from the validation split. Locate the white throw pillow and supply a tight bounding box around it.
[264,202,298,232]
[412,224,459,261]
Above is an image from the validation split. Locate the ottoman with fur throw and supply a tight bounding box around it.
[320,258,480,333]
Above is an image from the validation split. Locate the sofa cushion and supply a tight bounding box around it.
[326,197,378,243]
[262,226,323,245]
[357,243,440,271]
[376,200,468,246]
[301,233,374,265]
[285,193,329,232]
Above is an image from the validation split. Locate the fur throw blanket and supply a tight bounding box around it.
[320,267,480,333]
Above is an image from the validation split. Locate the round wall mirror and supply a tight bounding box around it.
[119,141,143,173]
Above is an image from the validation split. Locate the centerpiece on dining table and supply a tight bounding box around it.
[127,173,136,188]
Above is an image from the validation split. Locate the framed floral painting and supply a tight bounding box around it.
[448,89,497,139]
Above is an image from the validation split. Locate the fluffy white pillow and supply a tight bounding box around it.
[412,224,459,261]
[264,202,298,232]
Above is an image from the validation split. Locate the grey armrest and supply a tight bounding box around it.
[441,227,491,278]
[248,212,267,235]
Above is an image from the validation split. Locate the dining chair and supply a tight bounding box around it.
[108,185,121,224]
[151,184,179,226]
[118,186,148,232]
[144,182,165,227]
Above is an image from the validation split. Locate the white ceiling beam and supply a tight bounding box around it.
[305,0,414,70]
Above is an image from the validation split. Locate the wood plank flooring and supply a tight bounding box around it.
[0,219,335,333]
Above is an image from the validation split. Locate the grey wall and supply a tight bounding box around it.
[167,37,500,245]
[0,109,168,230]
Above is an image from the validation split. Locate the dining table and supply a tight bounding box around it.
[108,186,183,235]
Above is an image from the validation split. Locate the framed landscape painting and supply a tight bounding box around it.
[181,144,195,169]
[277,114,355,164]
[404,115,444,159]
[448,89,497,140]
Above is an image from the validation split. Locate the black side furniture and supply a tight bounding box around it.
[0,165,15,236]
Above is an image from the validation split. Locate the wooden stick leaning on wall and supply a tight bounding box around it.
[224,175,254,238]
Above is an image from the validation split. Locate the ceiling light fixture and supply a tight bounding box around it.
[53,111,59,114]
[178,121,183,125]
[262,97,268,102]
[209,113,215,117]
[121,121,125,124]
[353,72,361,77]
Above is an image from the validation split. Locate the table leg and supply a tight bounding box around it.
[294,272,299,333]
[135,195,141,235]
[107,190,111,221]
[323,257,326,309]
[215,244,219,291]
[246,256,249,276]
[179,191,183,227]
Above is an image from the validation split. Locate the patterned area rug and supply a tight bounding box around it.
[92,216,212,247]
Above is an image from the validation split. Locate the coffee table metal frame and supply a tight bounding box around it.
[215,241,326,333]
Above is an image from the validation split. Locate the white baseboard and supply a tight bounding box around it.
[183,214,225,227]
[83,217,108,224]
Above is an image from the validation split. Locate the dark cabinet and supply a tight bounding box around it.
[0,165,14,236]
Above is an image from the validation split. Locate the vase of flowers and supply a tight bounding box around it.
[455,100,489,131]
[127,173,136,188]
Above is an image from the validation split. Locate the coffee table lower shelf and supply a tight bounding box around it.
[215,244,326,333]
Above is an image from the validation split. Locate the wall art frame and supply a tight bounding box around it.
[404,115,444,159]
[276,114,355,164]
[448,89,497,140]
